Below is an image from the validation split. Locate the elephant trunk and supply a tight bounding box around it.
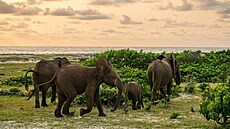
[111,79,123,112]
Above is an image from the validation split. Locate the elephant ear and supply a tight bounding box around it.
[171,55,176,77]
[96,58,111,79]
[107,60,113,68]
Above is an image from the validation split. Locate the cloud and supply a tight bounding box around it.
[164,20,205,28]
[12,22,29,28]
[75,15,111,20]
[120,15,143,24]
[147,17,158,21]
[193,0,220,10]
[50,6,76,16]
[0,21,9,25]
[159,0,193,11]
[76,8,100,15]
[67,8,111,20]
[89,0,136,6]
[217,8,230,14]
[0,0,15,13]
[15,7,42,15]
[103,28,116,33]
[221,14,230,19]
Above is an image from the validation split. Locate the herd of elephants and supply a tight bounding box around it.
[24,55,181,117]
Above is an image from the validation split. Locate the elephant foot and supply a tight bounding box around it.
[124,109,128,113]
[153,101,159,106]
[35,105,40,108]
[80,108,86,116]
[55,109,63,117]
[62,111,75,116]
[98,112,106,117]
[42,104,48,107]
[137,105,141,109]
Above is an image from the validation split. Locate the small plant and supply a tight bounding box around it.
[185,82,196,93]
[191,107,195,112]
[198,83,209,92]
[170,112,180,119]
[200,84,230,126]
[9,87,21,93]
[171,82,182,98]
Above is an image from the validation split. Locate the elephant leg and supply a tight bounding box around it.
[132,99,137,110]
[54,93,67,117]
[94,88,106,117]
[62,92,77,116]
[80,97,94,116]
[124,93,129,111]
[35,86,40,108]
[42,88,48,107]
[166,80,172,102]
[80,87,95,116]
[151,85,159,105]
[137,94,142,109]
[51,83,56,103]
[159,88,166,100]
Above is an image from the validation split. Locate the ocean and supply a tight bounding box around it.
[0,46,229,54]
[0,46,229,63]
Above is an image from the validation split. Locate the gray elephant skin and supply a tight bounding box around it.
[124,81,144,111]
[147,55,181,105]
[25,57,70,108]
[34,58,123,117]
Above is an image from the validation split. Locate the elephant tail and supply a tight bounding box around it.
[26,68,59,100]
[24,70,38,91]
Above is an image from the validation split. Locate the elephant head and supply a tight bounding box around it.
[171,55,181,85]
[96,58,123,112]
[54,57,70,67]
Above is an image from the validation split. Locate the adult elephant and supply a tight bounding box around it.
[124,82,144,112]
[25,57,70,108]
[147,55,181,105]
[33,58,123,117]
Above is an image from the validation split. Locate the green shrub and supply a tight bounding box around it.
[1,76,32,86]
[198,83,209,92]
[171,82,182,98]
[200,84,230,126]
[170,112,180,119]
[185,82,196,93]
[9,87,21,93]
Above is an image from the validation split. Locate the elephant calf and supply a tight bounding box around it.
[124,82,144,111]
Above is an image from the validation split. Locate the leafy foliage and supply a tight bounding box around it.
[1,76,32,86]
[200,84,230,126]
[170,112,180,119]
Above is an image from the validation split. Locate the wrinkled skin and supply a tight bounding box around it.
[25,57,70,108]
[124,82,144,111]
[147,55,181,105]
[35,58,123,117]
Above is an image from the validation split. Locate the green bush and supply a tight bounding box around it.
[1,76,32,86]
[170,112,180,119]
[198,83,210,92]
[9,87,21,93]
[184,82,196,93]
[200,84,230,126]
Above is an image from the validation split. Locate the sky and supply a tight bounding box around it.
[0,0,230,47]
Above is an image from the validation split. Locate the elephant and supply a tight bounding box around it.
[32,58,123,117]
[124,82,144,112]
[25,57,70,108]
[147,55,181,105]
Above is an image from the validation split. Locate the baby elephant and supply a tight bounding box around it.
[124,82,144,111]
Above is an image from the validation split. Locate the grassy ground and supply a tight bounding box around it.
[0,62,228,128]
[0,92,226,129]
